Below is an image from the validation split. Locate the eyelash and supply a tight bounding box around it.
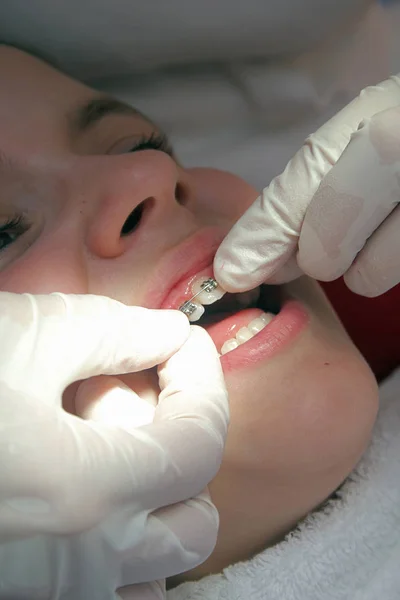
[128,132,174,157]
[0,214,29,253]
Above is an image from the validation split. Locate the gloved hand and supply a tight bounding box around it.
[0,292,228,600]
[214,75,400,298]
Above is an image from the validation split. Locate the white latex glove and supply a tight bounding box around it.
[214,75,400,298]
[0,292,228,600]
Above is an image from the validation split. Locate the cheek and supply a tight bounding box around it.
[281,357,378,478]
[187,168,258,221]
[0,245,86,294]
[224,340,379,483]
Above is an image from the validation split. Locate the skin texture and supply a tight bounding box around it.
[0,46,379,581]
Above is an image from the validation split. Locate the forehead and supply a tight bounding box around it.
[0,46,91,103]
[0,46,152,161]
[0,46,95,150]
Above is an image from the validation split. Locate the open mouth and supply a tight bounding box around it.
[194,284,283,356]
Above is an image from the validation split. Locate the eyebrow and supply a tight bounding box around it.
[0,97,165,179]
[68,96,150,134]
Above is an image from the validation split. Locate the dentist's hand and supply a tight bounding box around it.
[0,292,228,600]
[214,75,400,298]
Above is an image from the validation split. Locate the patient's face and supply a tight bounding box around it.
[0,47,378,575]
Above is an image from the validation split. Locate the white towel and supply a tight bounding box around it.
[168,368,400,600]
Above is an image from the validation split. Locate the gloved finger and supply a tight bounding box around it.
[79,328,228,501]
[214,149,325,293]
[95,326,227,510]
[92,326,227,512]
[75,376,156,429]
[214,74,400,293]
[118,490,218,586]
[0,292,189,402]
[147,326,228,506]
[297,106,400,282]
[344,206,400,297]
[117,580,165,600]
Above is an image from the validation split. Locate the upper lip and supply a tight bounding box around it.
[143,227,225,310]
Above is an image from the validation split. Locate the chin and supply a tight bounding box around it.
[215,277,379,483]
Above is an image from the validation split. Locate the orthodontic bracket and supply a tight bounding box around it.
[179,278,218,317]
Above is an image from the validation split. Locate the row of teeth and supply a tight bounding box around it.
[220,312,274,355]
[177,277,274,355]
[182,278,260,322]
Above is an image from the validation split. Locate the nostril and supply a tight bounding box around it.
[175,182,188,206]
[121,200,146,236]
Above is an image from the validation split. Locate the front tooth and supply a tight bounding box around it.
[188,302,205,322]
[236,327,254,343]
[248,313,274,334]
[191,278,226,305]
[221,338,239,355]
[259,312,275,324]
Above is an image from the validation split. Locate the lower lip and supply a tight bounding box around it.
[205,298,309,372]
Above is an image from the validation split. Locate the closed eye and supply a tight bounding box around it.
[129,132,174,158]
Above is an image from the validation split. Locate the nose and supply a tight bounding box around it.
[74,151,187,259]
